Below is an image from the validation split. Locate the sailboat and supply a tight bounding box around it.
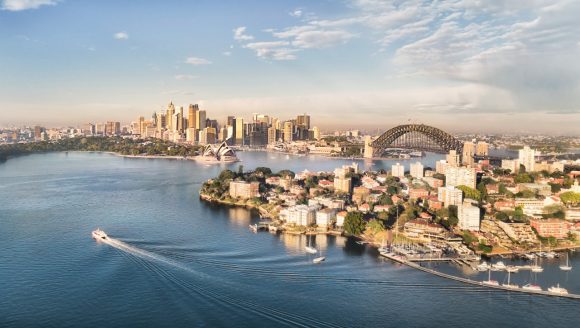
[548,283,568,295]
[559,252,572,271]
[313,248,326,263]
[305,237,317,254]
[503,270,519,289]
[531,243,544,273]
[482,268,499,286]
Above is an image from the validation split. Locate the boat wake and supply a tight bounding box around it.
[99,236,345,328]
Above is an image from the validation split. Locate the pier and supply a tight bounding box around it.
[380,253,580,300]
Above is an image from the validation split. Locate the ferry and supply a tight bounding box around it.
[92,229,108,240]
[548,284,568,295]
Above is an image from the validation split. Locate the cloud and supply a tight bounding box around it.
[222,51,232,56]
[184,57,212,65]
[113,32,129,40]
[233,26,254,41]
[289,9,302,17]
[244,41,298,60]
[174,74,197,80]
[1,0,58,11]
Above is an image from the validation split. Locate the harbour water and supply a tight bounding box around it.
[0,151,578,327]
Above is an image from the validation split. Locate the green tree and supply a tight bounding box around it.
[514,173,534,183]
[344,211,366,236]
[367,219,385,234]
[447,205,459,227]
[495,211,510,222]
[560,191,580,206]
[254,167,272,176]
[456,185,482,201]
[277,169,295,179]
[218,169,236,181]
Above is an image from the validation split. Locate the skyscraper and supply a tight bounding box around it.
[283,121,293,143]
[446,150,460,167]
[188,104,198,129]
[476,142,489,156]
[267,127,277,144]
[166,102,175,131]
[391,163,405,178]
[296,113,310,129]
[462,141,475,166]
[196,110,206,130]
[234,117,244,145]
[410,162,424,178]
[518,146,536,172]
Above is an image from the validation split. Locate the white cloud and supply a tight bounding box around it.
[1,0,58,11]
[233,26,254,41]
[244,41,298,60]
[289,9,302,17]
[222,51,232,56]
[113,32,129,40]
[291,30,354,49]
[184,57,212,65]
[174,74,197,80]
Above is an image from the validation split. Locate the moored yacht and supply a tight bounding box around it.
[305,246,318,254]
[476,262,490,272]
[92,229,108,240]
[482,269,499,286]
[522,284,542,292]
[548,284,568,295]
[492,261,506,271]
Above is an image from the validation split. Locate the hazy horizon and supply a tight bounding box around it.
[1,0,580,134]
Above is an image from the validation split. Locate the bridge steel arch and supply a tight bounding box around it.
[370,124,463,156]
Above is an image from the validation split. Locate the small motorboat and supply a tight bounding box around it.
[522,284,542,292]
[305,246,318,254]
[313,256,326,263]
[92,229,108,240]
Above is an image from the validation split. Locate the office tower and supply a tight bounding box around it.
[446,150,460,167]
[462,141,475,166]
[83,123,95,136]
[255,114,269,124]
[334,167,352,193]
[445,166,477,189]
[476,142,489,156]
[391,163,405,178]
[267,127,277,144]
[234,117,244,145]
[196,110,206,130]
[296,113,310,129]
[138,116,145,136]
[227,116,235,127]
[156,112,166,131]
[34,126,42,140]
[312,126,320,141]
[518,146,536,172]
[283,121,293,143]
[188,104,198,129]
[219,126,228,142]
[166,102,175,131]
[410,162,424,178]
[186,128,196,142]
[204,127,216,144]
[271,118,281,131]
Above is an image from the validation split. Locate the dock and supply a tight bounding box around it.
[379,253,580,300]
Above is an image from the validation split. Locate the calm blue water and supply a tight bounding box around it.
[0,152,578,327]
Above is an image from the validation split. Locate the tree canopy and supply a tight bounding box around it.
[344,211,366,236]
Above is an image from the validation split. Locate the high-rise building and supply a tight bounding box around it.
[283,121,293,143]
[435,160,448,175]
[476,142,489,156]
[83,123,95,136]
[438,186,463,208]
[156,112,166,131]
[445,166,477,189]
[166,102,175,131]
[312,126,320,141]
[267,127,277,144]
[334,167,352,193]
[462,142,475,166]
[446,150,460,167]
[364,135,374,159]
[196,110,206,130]
[391,163,405,178]
[518,146,536,172]
[458,202,480,231]
[296,113,310,129]
[410,162,424,178]
[234,118,244,145]
[188,104,198,130]
[138,116,145,136]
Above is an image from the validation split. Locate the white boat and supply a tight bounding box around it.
[249,224,258,233]
[505,265,519,273]
[502,270,519,289]
[305,246,318,254]
[476,262,490,272]
[492,261,506,271]
[356,241,368,245]
[559,253,572,271]
[482,269,499,286]
[548,284,568,295]
[92,229,108,240]
[313,256,326,263]
[522,284,542,292]
[545,252,556,259]
[531,250,543,272]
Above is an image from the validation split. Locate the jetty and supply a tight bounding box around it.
[380,253,580,300]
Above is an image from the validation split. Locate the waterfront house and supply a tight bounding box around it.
[316,208,337,230]
[336,211,347,228]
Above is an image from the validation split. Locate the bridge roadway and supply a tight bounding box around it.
[381,253,580,300]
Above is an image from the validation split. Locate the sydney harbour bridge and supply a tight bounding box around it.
[367,124,464,158]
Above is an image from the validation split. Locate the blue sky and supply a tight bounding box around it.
[1,0,580,134]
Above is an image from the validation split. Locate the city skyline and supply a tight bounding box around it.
[1,0,580,134]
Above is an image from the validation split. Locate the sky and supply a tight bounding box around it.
[1,0,580,134]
